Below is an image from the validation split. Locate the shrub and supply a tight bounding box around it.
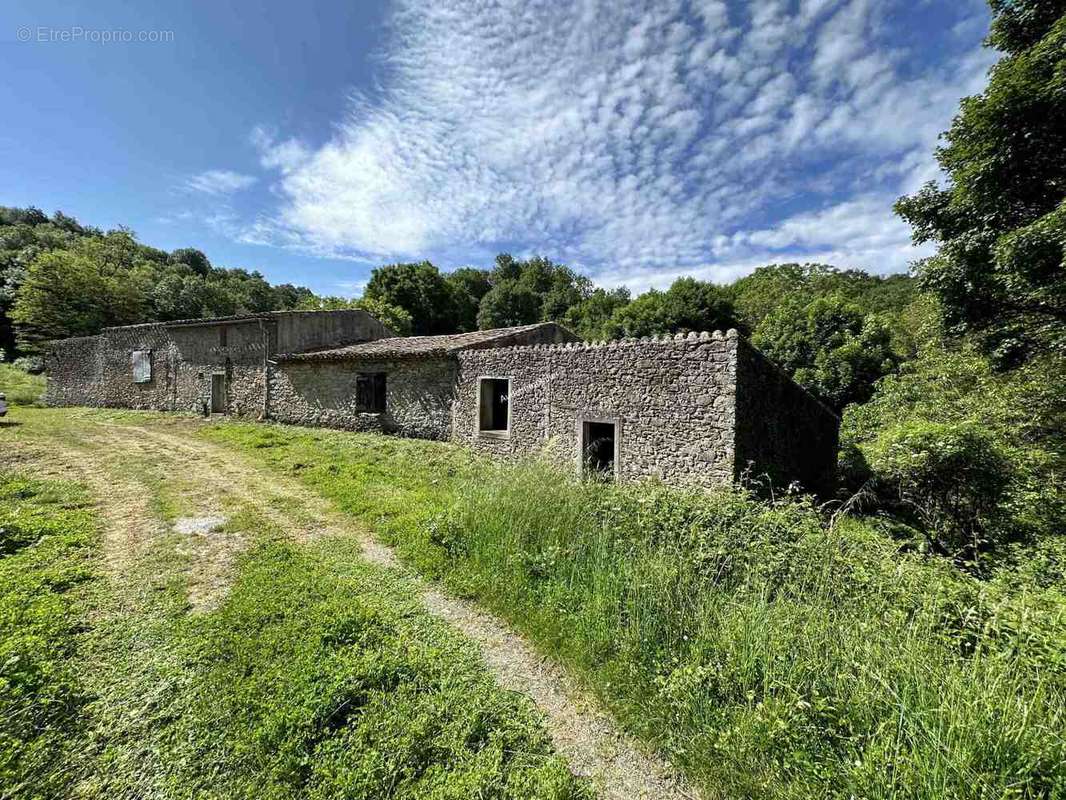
[0,363,46,405]
[866,421,1012,557]
[12,355,44,374]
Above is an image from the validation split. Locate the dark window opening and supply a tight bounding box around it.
[356,372,387,413]
[582,421,616,478]
[218,325,228,348]
[479,378,510,432]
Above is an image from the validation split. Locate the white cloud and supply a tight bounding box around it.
[244,0,992,284]
[250,126,312,174]
[185,169,257,196]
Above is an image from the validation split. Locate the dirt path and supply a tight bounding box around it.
[7,413,700,800]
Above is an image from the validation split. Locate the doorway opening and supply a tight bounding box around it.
[478,377,510,434]
[210,373,226,414]
[582,420,617,479]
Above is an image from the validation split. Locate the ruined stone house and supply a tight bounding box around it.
[45,308,839,492]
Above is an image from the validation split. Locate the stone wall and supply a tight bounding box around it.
[733,338,839,495]
[270,357,457,439]
[454,331,740,487]
[46,325,177,411]
[45,321,270,418]
[45,310,388,420]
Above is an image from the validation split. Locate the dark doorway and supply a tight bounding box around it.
[356,372,387,413]
[582,421,616,478]
[210,373,226,414]
[479,378,510,433]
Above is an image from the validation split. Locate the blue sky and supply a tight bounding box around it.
[2,0,994,296]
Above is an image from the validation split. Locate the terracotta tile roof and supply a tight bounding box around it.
[277,323,571,362]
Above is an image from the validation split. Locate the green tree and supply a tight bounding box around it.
[446,267,492,332]
[168,247,212,276]
[731,263,916,331]
[753,295,899,411]
[12,241,147,348]
[364,261,459,335]
[482,254,591,329]
[841,299,1066,571]
[867,420,1012,558]
[562,287,631,340]
[606,277,737,338]
[895,3,1066,362]
[476,281,541,329]
[295,294,414,336]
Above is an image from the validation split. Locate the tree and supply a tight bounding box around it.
[895,3,1066,363]
[364,261,459,335]
[296,294,414,335]
[730,263,916,331]
[169,247,212,276]
[446,267,492,332]
[866,420,1012,558]
[476,281,541,329]
[753,295,899,411]
[562,287,631,340]
[12,243,147,348]
[605,278,738,338]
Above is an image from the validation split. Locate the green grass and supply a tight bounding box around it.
[0,364,45,406]
[0,452,588,798]
[161,538,585,799]
[0,473,97,800]
[204,420,1066,800]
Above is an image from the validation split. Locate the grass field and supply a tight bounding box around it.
[0,364,45,406]
[0,409,590,799]
[204,419,1066,800]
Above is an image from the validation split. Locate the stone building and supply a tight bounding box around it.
[45,310,839,492]
[45,310,393,417]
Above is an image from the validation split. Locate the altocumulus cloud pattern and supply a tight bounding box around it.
[246,0,994,290]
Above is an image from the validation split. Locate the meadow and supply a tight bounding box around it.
[206,420,1066,799]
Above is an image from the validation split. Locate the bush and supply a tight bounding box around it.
[12,356,44,374]
[0,363,46,405]
[842,305,1066,573]
[866,421,1012,556]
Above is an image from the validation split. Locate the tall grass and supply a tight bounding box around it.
[0,363,46,406]
[204,421,1066,798]
[425,461,1066,798]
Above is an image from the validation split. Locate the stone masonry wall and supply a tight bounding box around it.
[733,338,839,495]
[453,331,739,487]
[270,357,457,440]
[46,320,272,418]
[46,325,177,410]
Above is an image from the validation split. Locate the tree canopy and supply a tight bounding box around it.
[1,208,316,354]
[895,4,1066,363]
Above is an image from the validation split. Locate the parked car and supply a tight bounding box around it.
[0,392,7,417]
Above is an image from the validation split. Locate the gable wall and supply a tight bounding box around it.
[46,320,271,417]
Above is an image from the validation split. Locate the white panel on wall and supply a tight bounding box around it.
[132,350,152,383]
